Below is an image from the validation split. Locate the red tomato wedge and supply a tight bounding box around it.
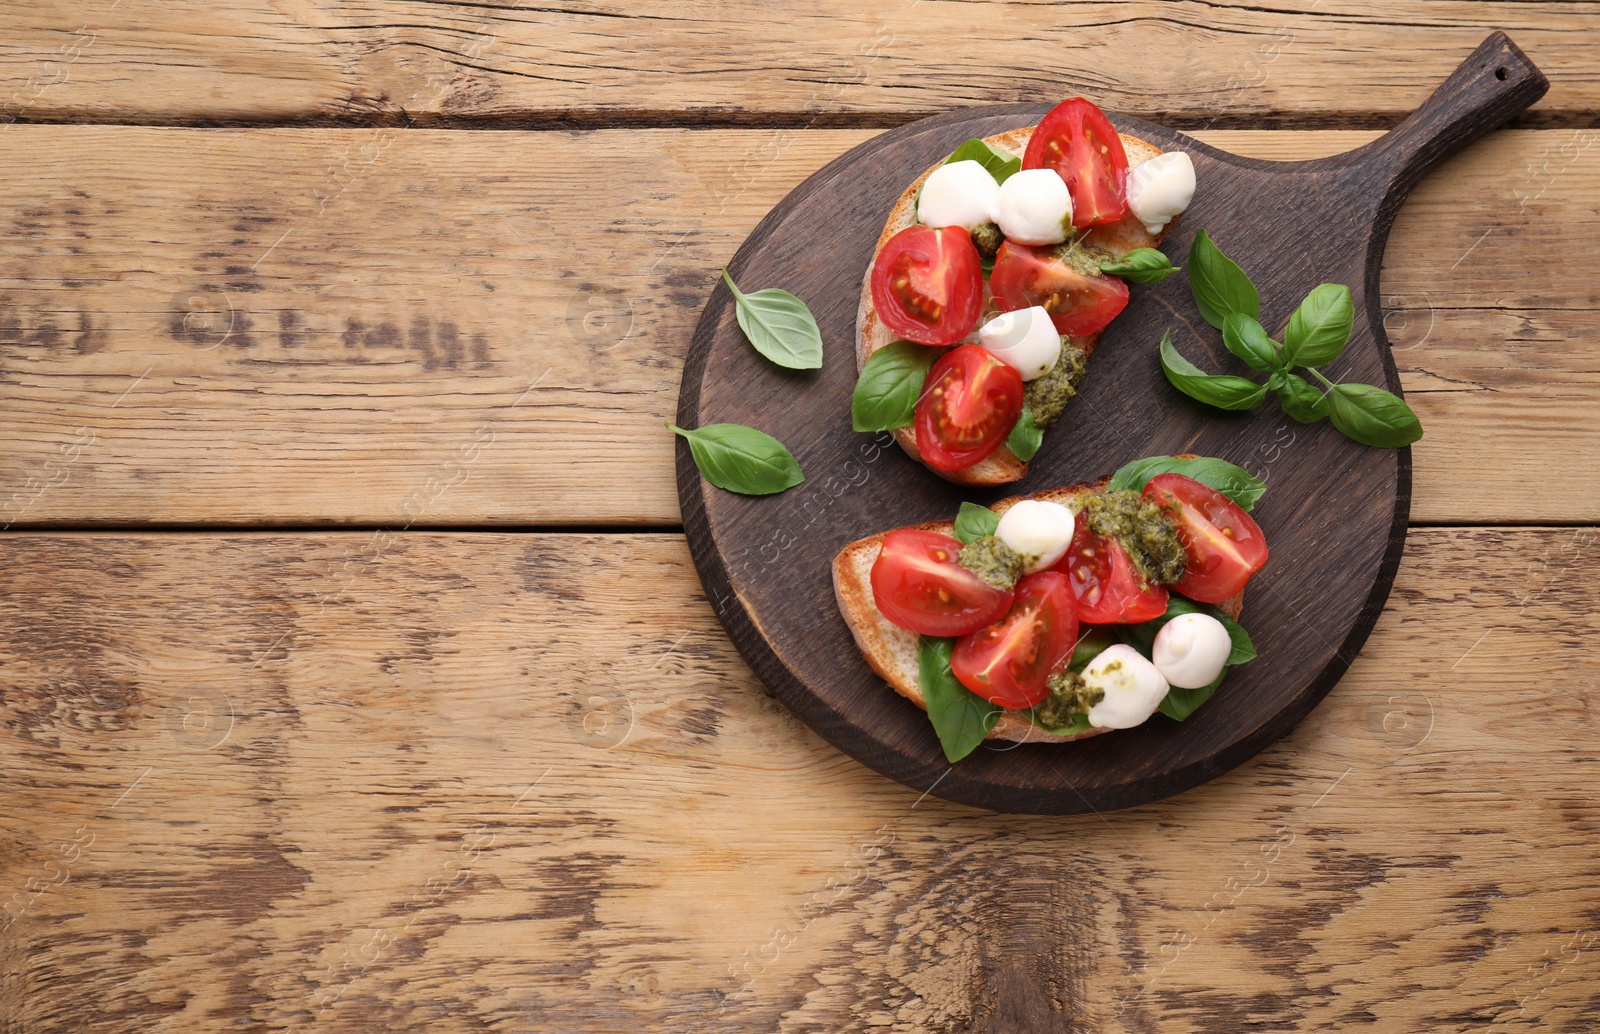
[1056,520,1168,624]
[914,344,1025,471]
[951,572,1079,709]
[869,225,984,345]
[989,241,1130,336]
[870,528,1015,637]
[1022,97,1130,227]
[1142,474,1269,603]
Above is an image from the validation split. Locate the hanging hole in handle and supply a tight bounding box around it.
[1495,66,1508,80]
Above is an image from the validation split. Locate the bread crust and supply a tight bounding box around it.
[832,477,1244,745]
[856,124,1178,486]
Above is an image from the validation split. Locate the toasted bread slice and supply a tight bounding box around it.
[856,125,1178,486]
[832,479,1243,744]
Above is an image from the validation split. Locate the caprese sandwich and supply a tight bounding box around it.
[832,456,1268,762]
[854,97,1196,485]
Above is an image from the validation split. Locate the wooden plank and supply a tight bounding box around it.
[1,2,1596,126]
[0,528,1596,1030]
[0,127,1596,526]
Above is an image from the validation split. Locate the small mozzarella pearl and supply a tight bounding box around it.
[1084,645,1170,730]
[992,168,1073,245]
[1126,151,1196,235]
[1151,612,1232,689]
[995,499,1075,574]
[917,160,1000,232]
[977,306,1062,381]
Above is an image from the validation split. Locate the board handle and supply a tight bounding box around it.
[1354,32,1548,194]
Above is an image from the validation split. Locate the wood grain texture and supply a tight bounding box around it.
[0,2,1597,127]
[677,37,1551,811]
[0,124,1597,527]
[0,528,1596,1029]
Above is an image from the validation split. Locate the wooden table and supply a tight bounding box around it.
[2,4,1597,1030]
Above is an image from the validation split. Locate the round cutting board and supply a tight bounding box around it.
[675,35,1545,813]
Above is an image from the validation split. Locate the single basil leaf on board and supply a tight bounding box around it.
[1222,313,1283,373]
[1159,331,1269,411]
[720,268,824,371]
[944,138,1022,184]
[667,422,804,495]
[1099,247,1180,284]
[1105,455,1265,512]
[919,636,1000,763]
[1187,229,1260,330]
[1277,372,1331,423]
[852,341,936,432]
[1004,404,1044,461]
[1159,668,1226,722]
[1283,283,1355,367]
[1326,383,1425,448]
[953,502,1001,545]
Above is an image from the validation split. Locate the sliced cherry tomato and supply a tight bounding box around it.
[869,225,983,345]
[914,344,1025,471]
[989,241,1130,336]
[870,528,1014,637]
[1143,474,1269,603]
[1022,97,1129,227]
[951,572,1079,709]
[1056,520,1168,624]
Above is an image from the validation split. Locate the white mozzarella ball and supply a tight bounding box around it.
[1151,612,1232,689]
[1084,645,1170,730]
[1126,151,1196,235]
[992,168,1073,245]
[995,500,1075,574]
[916,160,1000,232]
[977,306,1062,381]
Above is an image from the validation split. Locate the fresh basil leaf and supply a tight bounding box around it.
[1277,372,1331,423]
[919,636,1000,763]
[1106,455,1266,511]
[852,341,935,432]
[1327,383,1424,448]
[1187,229,1260,330]
[1284,283,1354,367]
[1159,330,1269,411]
[1159,668,1225,722]
[1222,313,1283,373]
[1004,403,1043,461]
[944,138,1022,184]
[1069,628,1120,670]
[953,502,1001,545]
[668,422,804,495]
[1099,247,1180,284]
[720,268,824,371]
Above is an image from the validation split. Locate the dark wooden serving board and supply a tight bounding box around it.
[675,33,1547,814]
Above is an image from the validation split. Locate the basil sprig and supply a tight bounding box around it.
[952,502,1000,544]
[720,268,823,371]
[1106,455,1265,512]
[919,635,999,763]
[1004,404,1043,461]
[943,138,1021,184]
[1118,596,1256,721]
[668,422,804,495]
[852,341,935,432]
[1099,247,1180,284]
[1152,230,1424,449]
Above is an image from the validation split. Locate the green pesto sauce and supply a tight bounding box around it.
[957,534,1022,590]
[1024,344,1088,427]
[1078,490,1188,585]
[1033,668,1105,730]
[970,222,1003,262]
[1051,239,1117,279]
